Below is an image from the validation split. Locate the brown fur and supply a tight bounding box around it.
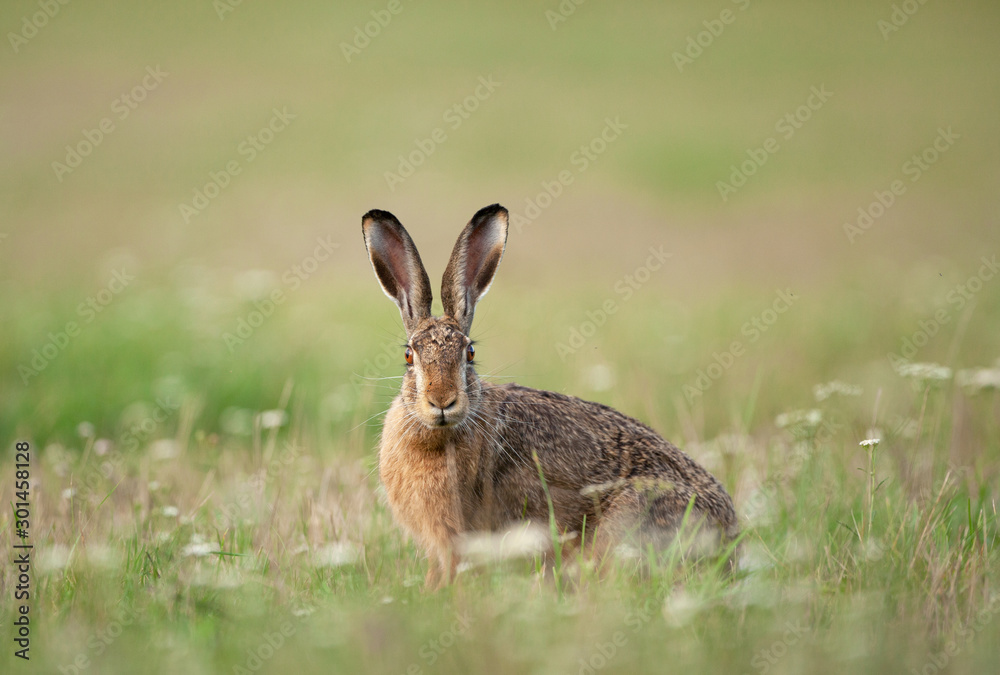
[363,205,738,587]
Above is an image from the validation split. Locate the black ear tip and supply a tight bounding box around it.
[471,203,508,225]
[362,209,399,225]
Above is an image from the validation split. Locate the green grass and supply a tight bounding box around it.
[2,274,999,673]
[3,0,1000,672]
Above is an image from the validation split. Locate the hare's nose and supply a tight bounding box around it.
[427,393,457,411]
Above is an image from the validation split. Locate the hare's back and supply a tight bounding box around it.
[490,384,715,488]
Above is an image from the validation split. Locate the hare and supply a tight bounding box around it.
[362,204,738,587]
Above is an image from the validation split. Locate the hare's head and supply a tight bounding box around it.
[362,204,508,429]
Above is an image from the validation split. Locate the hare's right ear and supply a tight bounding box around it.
[441,204,508,335]
[362,209,433,335]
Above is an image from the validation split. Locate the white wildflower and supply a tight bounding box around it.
[93,439,111,456]
[662,589,705,628]
[584,364,615,392]
[458,522,550,563]
[150,439,180,460]
[39,545,71,572]
[775,409,823,430]
[258,409,288,430]
[182,533,215,557]
[955,367,1000,393]
[894,361,952,382]
[814,380,863,402]
[312,542,360,568]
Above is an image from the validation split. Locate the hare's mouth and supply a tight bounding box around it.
[426,410,464,428]
[417,400,467,429]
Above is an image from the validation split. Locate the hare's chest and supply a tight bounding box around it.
[378,432,495,541]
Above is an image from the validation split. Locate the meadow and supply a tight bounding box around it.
[2,1,999,673]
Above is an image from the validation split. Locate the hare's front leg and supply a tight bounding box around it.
[424,547,460,590]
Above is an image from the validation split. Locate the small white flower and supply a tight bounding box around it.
[458,523,550,563]
[259,409,288,430]
[77,422,95,438]
[662,590,704,628]
[859,438,880,447]
[39,545,71,572]
[93,439,112,456]
[61,488,76,500]
[775,409,823,430]
[85,545,118,570]
[584,364,615,392]
[814,380,863,402]
[895,361,952,382]
[161,506,180,518]
[182,533,215,557]
[150,439,180,460]
[956,367,1000,393]
[312,542,360,567]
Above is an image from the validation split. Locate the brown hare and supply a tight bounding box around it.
[362,204,738,587]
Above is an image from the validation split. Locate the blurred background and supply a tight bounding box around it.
[2,0,999,453]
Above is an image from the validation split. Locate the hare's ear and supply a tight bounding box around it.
[441,204,508,335]
[362,209,433,335]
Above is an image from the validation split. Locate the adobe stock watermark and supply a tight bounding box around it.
[231,605,315,675]
[18,269,135,385]
[716,85,832,203]
[878,0,931,41]
[351,337,403,393]
[57,602,143,674]
[555,245,671,361]
[383,75,501,191]
[843,127,959,243]
[743,417,844,523]
[673,0,751,72]
[52,66,169,182]
[7,0,72,54]
[749,620,810,674]
[215,442,303,529]
[909,594,1000,675]
[178,107,296,223]
[222,235,338,352]
[887,254,998,370]
[510,116,628,233]
[683,289,797,403]
[214,0,246,20]
[74,396,181,503]
[545,0,588,31]
[396,612,475,674]
[340,0,406,63]
[576,599,658,674]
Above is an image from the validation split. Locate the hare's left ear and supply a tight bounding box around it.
[441,204,508,335]
[362,209,433,336]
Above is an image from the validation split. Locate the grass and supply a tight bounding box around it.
[2,275,999,673]
[3,0,1000,672]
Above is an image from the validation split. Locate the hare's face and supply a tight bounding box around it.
[404,317,479,428]
[363,204,507,429]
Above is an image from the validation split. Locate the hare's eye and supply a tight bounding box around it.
[466,344,475,362]
[404,347,413,365]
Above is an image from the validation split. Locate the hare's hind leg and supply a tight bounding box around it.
[592,485,725,568]
[591,488,644,566]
